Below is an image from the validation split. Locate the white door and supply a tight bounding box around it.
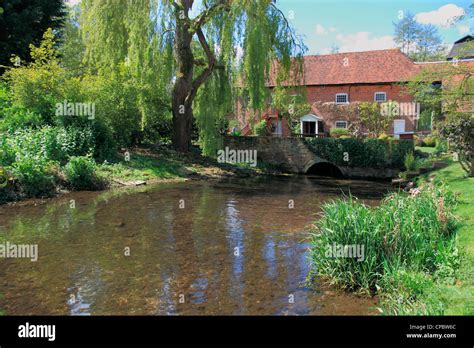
[394,119,405,134]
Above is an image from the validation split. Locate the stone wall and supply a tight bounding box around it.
[223,136,400,179]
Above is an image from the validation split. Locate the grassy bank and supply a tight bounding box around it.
[416,158,474,315]
[0,145,264,205]
[309,150,473,314]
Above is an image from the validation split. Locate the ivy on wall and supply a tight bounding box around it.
[305,138,414,169]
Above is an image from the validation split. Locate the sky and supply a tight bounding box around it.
[276,0,473,54]
[67,0,473,54]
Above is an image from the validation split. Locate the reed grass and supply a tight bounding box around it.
[309,183,459,314]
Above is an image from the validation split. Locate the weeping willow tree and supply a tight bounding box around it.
[81,0,305,154]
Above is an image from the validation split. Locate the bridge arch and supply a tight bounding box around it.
[304,160,344,178]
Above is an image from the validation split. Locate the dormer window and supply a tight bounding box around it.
[336,93,349,104]
[374,92,387,102]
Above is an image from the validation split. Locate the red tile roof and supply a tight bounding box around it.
[267,49,422,86]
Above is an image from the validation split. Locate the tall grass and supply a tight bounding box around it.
[309,183,459,314]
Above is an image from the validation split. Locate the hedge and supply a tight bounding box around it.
[305,138,414,169]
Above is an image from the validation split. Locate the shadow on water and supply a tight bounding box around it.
[0,176,387,315]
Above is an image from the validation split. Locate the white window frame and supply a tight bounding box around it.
[335,93,349,104]
[374,92,387,102]
[335,120,348,129]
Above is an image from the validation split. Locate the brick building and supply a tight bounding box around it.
[236,48,423,138]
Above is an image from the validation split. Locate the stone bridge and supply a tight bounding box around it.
[223,136,399,179]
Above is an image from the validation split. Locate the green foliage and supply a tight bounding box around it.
[305,138,414,169]
[422,136,437,147]
[309,184,458,310]
[3,29,66,125]
[97,152,186,182]
[405,62,472,121]
[3,127,95,165]
[377,133,394,141]
[0,82,43,130]
[377,269,445,315]
[440,115,474,176]
[80,0,306,152]
[80,0,173,143]
[194,69,231,156]
[0,0,66,69]
[64,156,100,190]
[11,156,55,197]
[404,151,416,171]
[435,138,448,155]
[59,5,86,76]
[253,120,268,136]
[392,11,444,61]
[0,124,113,198]
[359,101,394,138]
[329,128,349,138]
[81,70,141,147]
[271,88,311,126]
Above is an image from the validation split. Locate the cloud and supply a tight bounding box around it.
[315,24,327,35]
[415,4,465,28]
[329,27,337,33]
[334,32,395,52]
[458,25,470,35]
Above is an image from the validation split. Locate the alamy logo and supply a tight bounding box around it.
[325,243,365,262]
[380,102,420,117]
[18,322,55,341]
[217,147,258,167]
[0,242,38,262]
[55,100,95,120]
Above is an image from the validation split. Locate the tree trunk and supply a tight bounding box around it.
[172,1,195,153]
[470,156,474,178]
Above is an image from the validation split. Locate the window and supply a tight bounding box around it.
[374,92,387,102]
[335,93,349,104]
[335,121,348,129]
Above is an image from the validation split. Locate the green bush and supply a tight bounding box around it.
[414,135,425,147]
[404,151,416,171]
[422,136,437,147]
[253,120,268,136]
[435,139,448,154]
[64,156,101,190]
[11,156,56,197]
[330,128,349,138]
[309,184,458,303]
[305,138,414,169]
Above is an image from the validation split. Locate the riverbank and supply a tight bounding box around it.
[0,146,275,207]
[309,146,473,315]
[416,157,474,315]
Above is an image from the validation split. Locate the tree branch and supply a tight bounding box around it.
[192,0,231,30]
[186,27,224,105]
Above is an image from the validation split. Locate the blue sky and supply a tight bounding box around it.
[67,0,473,54]
[276,0,473,54]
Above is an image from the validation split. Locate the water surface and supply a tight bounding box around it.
[0,176,390,315]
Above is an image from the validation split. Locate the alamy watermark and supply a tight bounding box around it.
[217,147,257,167]
[380,102,421,118]
[55,100,95,120]
[0,242,38,262]
[18,322,55,341]
[325,243,365,262]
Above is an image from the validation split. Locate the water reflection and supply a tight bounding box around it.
[0,176,388,315]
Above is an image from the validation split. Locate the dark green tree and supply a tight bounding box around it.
[0,0,66,70]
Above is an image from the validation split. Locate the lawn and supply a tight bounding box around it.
[97,153,191,183]
[417,151,474,315]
